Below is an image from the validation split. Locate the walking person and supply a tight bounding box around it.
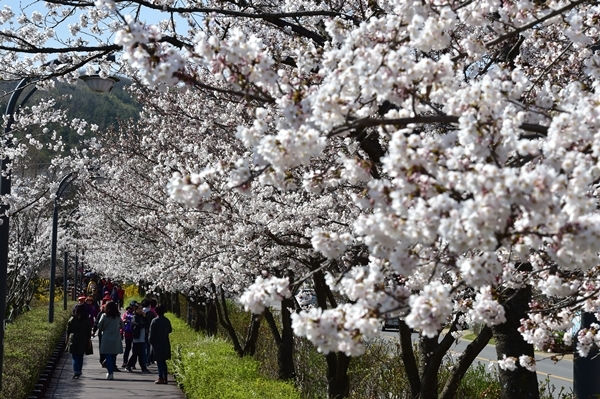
[111,286,119,309]
[142,299,156,366]
[125,303,151,374]
[66,304,93,379]
[149,304,172,384]
[117,285,125,309]
[121,305,135,367]
[86,279,97,300]
[92,302,106,367]
[96,301,123,380]
[72,295,86,315]
[85,296,98,324]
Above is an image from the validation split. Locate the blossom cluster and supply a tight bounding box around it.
[240,275,292,314]
[498,355,536,373]
[575,323,600,357]
[291,303,381,356]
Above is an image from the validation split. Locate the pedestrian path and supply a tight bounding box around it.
[44,334,186,399]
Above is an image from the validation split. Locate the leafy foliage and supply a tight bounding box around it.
[1,305,71,399]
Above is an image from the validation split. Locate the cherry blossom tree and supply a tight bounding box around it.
[68,83,362,388]
[4,0,600,398]
[0,87,96,313]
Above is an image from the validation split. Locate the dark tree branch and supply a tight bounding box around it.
[264,230,313,249]
[485,0,590,48]
[329,115,550,137]
[440,326,493,399]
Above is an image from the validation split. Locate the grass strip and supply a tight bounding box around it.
[166,313,300,399]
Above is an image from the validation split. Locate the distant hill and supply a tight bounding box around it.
[0,76,141,167]
[0,75,140,130]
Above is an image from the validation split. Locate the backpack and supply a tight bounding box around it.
[123,313,134,334]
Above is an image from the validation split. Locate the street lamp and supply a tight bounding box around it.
[49,172,77,323]
[79,75,120,93]
[62,208,79,308]
[0,60,118,388]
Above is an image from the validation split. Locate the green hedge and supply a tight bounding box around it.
[167,314,300,399]
[1,305,72,399]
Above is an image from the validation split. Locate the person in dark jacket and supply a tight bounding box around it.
[125,303,151,374]
[66,304,92,379]
[148,304,172,384]
[142,299,156,365]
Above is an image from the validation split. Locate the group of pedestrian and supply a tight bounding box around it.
[66,294,172,384]
[82,276,125,309]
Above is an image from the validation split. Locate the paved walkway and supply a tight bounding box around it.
[44,334,186,399]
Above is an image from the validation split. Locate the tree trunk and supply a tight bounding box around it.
[326,352,351,399]
[279,296,295,379]
[243,313,262,356]
[206,301,218,335]
[264,299,296,380]
[418,336,440,399]
[212,283,244,355]
[138,281,146,298]
[194,306,203,331]
[310,261,351,399]
[172,292,181,317]
[212,283,261,356]
[161,291,171,311]
[399,321,420,398]
[189,300,206,331]
[492,286,539,399]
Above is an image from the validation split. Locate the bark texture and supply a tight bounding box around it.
[492,286,540,399]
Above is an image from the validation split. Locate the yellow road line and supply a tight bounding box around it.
[472,355,573,383]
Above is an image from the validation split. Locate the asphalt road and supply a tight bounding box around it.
[381,330,574,397]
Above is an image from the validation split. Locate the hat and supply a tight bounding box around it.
[103,294,111,300]
[129,300,138,307]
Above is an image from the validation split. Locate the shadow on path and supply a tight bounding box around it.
[44,333,186,399]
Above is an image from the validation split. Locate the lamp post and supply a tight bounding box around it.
[63,251,68,311]
[0,61,118,388]
[49,172,77,323]
[574,313,600,398]
[74,249,79,300]
[62,208,76,309]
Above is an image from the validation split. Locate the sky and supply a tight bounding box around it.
[11,0,188,54]
[3,0,191,84]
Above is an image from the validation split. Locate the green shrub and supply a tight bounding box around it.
[454,362,502,398]
[167,314,300,399]
[347,338,411,399]
[1,304,71,399]
[292,336,328,399]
